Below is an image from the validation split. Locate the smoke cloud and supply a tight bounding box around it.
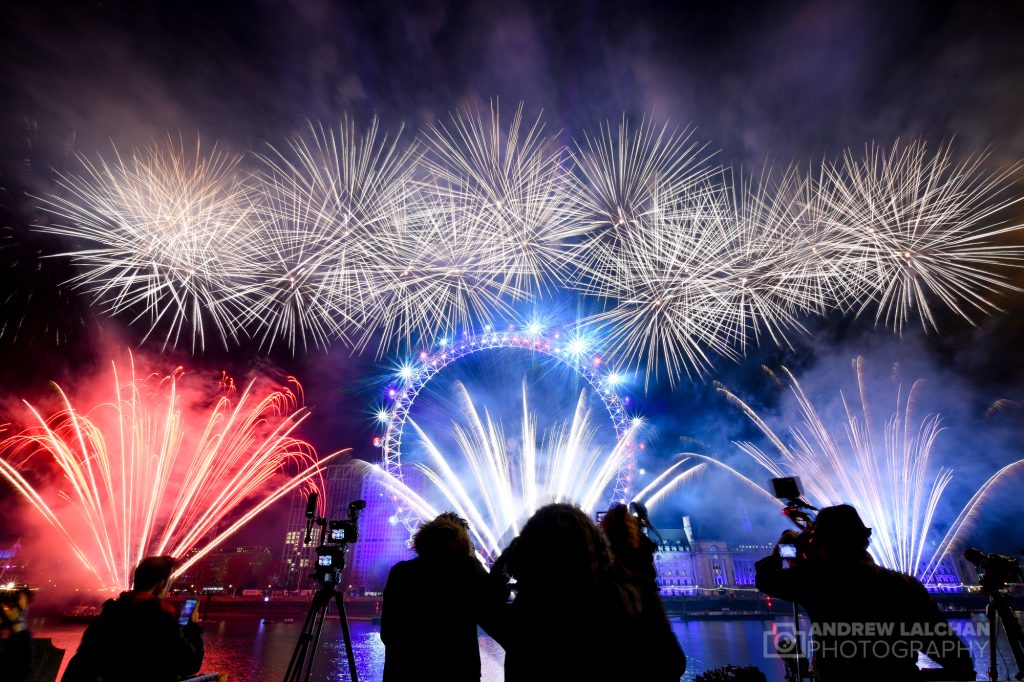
[2,1,1024,565]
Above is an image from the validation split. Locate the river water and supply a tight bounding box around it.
[34,615,1006,681]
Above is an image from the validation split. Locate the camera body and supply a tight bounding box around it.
[770,477,819,565]
[965,547,1023,592]
[315,545,347,578]
[770,477,803,502]
[304,495,367,584]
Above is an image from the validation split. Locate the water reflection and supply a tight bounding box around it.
[40,615,1007,681]
[196,618,789,680]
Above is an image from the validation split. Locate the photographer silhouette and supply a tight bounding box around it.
[62,556,206,682]
[755,504,975,682]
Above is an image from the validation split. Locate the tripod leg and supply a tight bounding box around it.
[302,594,330,682]
[284,589,327,682]
[989,602,1000,682]
[335,591,360,682]
[282,589,321,679]
[992,596,1024,680]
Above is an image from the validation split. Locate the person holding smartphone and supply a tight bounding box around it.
[63,556,206,682]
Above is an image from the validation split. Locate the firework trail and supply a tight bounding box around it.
[637,357,1022,580]
[362,380,640,561]
[632,453,781,512]
[0,354,344,588]
[37,138,255,352]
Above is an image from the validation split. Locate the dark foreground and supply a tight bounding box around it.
[33,615,1007,681]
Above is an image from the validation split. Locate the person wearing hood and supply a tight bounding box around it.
[62,555,205,682]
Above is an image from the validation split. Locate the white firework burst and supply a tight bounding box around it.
[566,115,718,233]
[225,173,356,352]
[722,167,826,345]
[38,138,253,351]
[579,187,735,383]
[419,101,582,295]
[819,140,1024,331]
[580,170,821,384]
[735,164,854,316]
[364,187,527,348]
[242,116,418,351]
[32,114,1024,374]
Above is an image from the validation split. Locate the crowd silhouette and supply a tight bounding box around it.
[30,502,979,682]
[382,502,977,682]
[382,503,684,682]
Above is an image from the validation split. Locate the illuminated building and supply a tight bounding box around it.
[279,463,417,593]
[651,533,979,596]
[280,463,363,590]
[346,471,416,595]
[0,542,26,587]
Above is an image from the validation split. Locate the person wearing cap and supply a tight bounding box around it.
[62,555,205,682]
[755,504,976,682]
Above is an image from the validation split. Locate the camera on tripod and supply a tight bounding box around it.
[963,547,1024,681]
[303,493,366,584]
[286,492,368,682]
[965,547,1023,590]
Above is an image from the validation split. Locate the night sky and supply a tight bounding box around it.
[1,0,1023,560]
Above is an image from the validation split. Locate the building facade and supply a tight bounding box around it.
[922,554,979,593]
[347,475,414,594]
[651,533,980,595]
[0,543,26,587]
[652,534,772,596]
[280,463,364,590]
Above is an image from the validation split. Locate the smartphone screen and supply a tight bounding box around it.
[779,544,797,559]
[178,598,198,626]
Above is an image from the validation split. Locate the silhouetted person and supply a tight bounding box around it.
[486,503,640,682]
[0,588,33,682]
[755,504,976,682]
[381,512,489,682]
[63,555,204,682]
[601,504,686,681]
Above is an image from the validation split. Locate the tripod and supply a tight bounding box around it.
[283,492,366,682]
[981,585,1024,681]
[780,601,812,682]
[283,576,359,682]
